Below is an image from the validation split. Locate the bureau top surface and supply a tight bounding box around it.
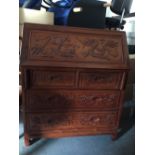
[20,23,129,69]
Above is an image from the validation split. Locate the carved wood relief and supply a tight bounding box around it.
[79,112,116,126]
[30,70,76,88]
[29,112,117,130]
[21,24,129,145]
[28,91,75,109]
[29,114,73,130]
[79,72,123,89]
[28,31,123,63]
[28,90,120,111]
[78,93,119,107]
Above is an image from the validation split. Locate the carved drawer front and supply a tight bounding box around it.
[27,90,75,111]
[79,71,123,89]
[76,91,120,109]
[27,90,120,111]
[30,70,76,88]
[28,111,117,131]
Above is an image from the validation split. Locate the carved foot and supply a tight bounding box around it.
[24,135,31,146]
[24,135,40,146]
[30,138,40,145]
[111,133,118,141]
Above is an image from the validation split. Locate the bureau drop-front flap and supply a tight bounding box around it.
[20,23,129,70]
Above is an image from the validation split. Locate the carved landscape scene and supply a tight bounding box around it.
[29,31,123,63]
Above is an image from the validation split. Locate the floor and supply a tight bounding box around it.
[19,101,135,155]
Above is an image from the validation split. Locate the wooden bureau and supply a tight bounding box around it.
[20,23,129,146]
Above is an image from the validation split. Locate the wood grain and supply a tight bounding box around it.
[20,23,129,146]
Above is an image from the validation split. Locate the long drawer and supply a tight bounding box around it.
[27,111,118,132]
[26,90,120,112]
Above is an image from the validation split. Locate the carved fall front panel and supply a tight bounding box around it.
[28,31,123,63]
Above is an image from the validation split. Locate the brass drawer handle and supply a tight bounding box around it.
[49,75,62,81]
[91,117,100,123]
[91,75,107,82]
[92,96,103,102]
[50,76,55,80]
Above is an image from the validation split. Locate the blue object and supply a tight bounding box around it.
[19,0,42,9]
[51,0,73,8]
[47,0,79,25]
[19,0,26,7]
[48,7,71,25]
[19,0,79,25]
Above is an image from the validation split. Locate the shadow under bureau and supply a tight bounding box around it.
[20,23,129,146]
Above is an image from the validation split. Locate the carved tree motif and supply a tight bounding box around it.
[28,31,122,63]
[79,113,116,126]
[29,93,74,108]
[30,114,72,129]
[29,112,116,130]
[79,94,117,107]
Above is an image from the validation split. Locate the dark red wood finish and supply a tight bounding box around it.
[20,23,129,146]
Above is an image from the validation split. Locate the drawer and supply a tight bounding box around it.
[29,70,76,88]
[27,90,75,111]
[79,71,123,89]
[28,111,118,131]
[26,90,120,112]
[76,91,120,109]
[26,90,120,111]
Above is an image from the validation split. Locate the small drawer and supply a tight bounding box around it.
[28,111,117,131]
[79,71,123,89]
[30,70,76,88]
[26,90,120,112]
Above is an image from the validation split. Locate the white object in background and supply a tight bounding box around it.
[123,17,135,45]
[98,0,117,17]
[19,8,54,37]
